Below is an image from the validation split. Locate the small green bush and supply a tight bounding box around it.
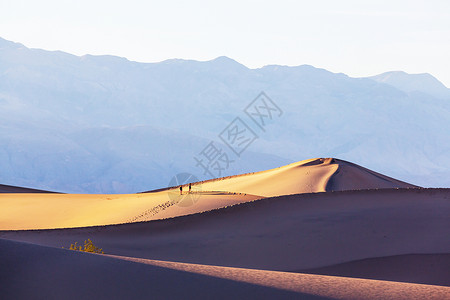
[68,239,104,254]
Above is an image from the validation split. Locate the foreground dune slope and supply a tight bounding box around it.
[0,239,311,300]
[0,158,418,230]
[110,254,450,300]
[2,188,449,276]
[1,239,448,300]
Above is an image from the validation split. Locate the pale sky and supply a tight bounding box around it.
[1,0,449,86]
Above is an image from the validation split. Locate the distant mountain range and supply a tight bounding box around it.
[369,71,450,100]
[1,37,449,193]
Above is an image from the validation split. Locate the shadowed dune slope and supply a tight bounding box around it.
[301,254,450,286]
[2,188,449,280]
[1,239,449,300]
[0,184,57,194]
[324,159,419,191]
[0,239,317,300]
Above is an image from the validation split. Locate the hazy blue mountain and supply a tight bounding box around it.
[369,71,450,100]
[1,37,449,192]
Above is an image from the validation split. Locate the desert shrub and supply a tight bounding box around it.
[68,239,104,254]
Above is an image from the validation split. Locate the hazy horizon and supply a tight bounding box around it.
[1,0,449,86]
[2,36,449,90]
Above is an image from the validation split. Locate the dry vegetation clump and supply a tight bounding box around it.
[68,239,104,254]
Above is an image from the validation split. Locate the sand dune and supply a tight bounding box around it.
[0,191,260,230]
[0,239,309,300]
[194,158,417,197]
[3,188,449,277]
[0,191,168,230]
[1,239,448,300]
[110,254,450,300]
[1,158,448,299]
[0,158,418,230]
[301,253,450,286]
